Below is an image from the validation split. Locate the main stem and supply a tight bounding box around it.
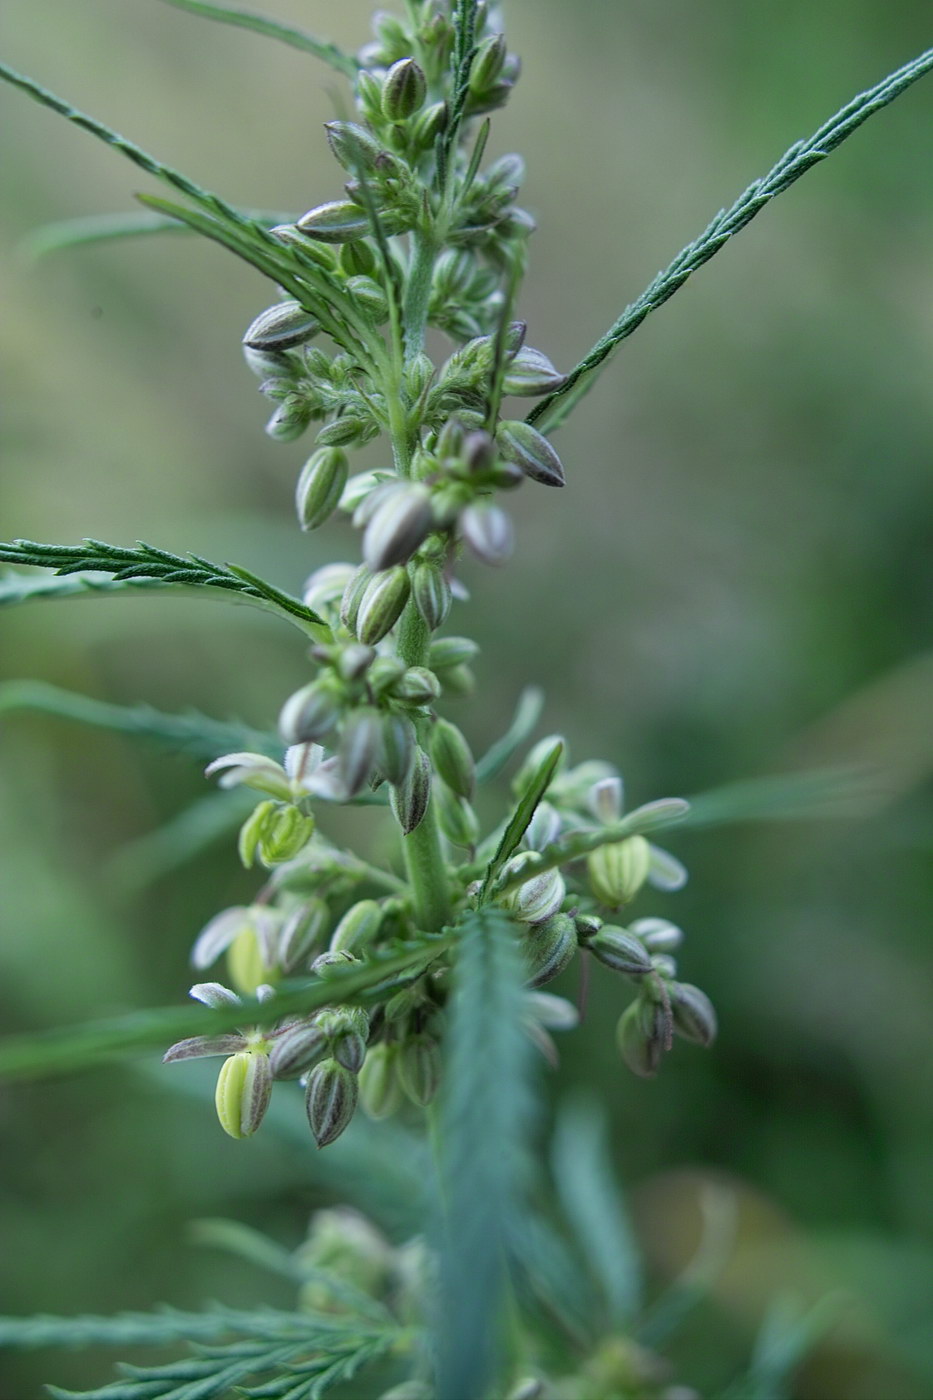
[398,600,452,931]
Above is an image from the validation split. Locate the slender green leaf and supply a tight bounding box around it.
[479,738,563,898]
[0,1307,309,1351]
[682,766,879,827]
[551,1097,642,1325]
[529,46,933,434]
[476,686,545,784]
[157,0,359,79]
[0,933,454,1082]
[720,1293,842,1400]
[435,907,535,1400]
[0,570,165,607]
[21,208,296,261]
[0,682,278,761]
[0,541,329,638]
[636,1183,737,1347]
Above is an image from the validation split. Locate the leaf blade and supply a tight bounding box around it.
[157,0,359,79]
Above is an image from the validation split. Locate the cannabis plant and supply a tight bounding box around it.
[0,3,930,1396]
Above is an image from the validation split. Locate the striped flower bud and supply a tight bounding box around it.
[333,1029,367,1073]
[359,1043,402,1119]
[670,982,717,1046]
[356,567,411,644]
[616,999,669,1078]
[506,866,566,925]
[346,275,389,324]
[630,917,684,953]
[589,925,654,977]
[502,346,566,397]
[266,396,312,443]
[297,200,371,243]
[376,712,416,786]
[382,57,427,121]
[337,707,381,795]
[469,33,507,94]
[278,678,343,746]
[227,923,277,995]
[460,502,514,565]
[392,666,441,705]
[279,898,330,972]
[435,783,480,849]
[305,1058,359,1147]
[296,447,348,531]
[397,1035,441,1107]
[587,835,652,907]
[329,898,383,955]
[366,655,408,696]
[243,300,319,351]
[258,804,315,867]
[363,484,434,571]
[411,99,448,149]
[268,1022,328,1079]
[214,1051,272,1139]
[390,746,432,834]
[523,912,577,988]
[412,559,451,630]
[497,420,565,487]
[302,562,357,615]
[428,635,479,671]
[316,415,371,447]
[430,717,475,797]
[340,563,373,632]
[324,120,388,175]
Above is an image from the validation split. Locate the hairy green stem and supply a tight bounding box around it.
[402,231,437,362]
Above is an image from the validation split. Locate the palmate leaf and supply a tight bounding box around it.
[0,681,279,762]
[529,45,933,434]
[0,540,329,638]
[156,0,360,79]
[435,907,535,1400]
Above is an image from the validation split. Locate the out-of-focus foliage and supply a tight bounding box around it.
[1,2,932,1396]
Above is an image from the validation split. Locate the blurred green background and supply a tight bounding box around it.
[2,2,933,1396]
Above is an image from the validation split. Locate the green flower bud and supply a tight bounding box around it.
[410,99,448,149]
[243,300,320,351]
[297,200,371,243]
[278,678,343,745]
[428,635,479,671]
[333,1029,368,1073]
[311,949,360,979]
[215,1050,272,1139]
[376,711,416,785]
[506,866,566,925]
[338,707,382,794]
[265,396,312,442]
[279,898,330,971]
[469,33,507,94]
[390,746,432,834]
[392,665,442,705]
[574,913,603,942]
[339,238,377,277]
[363,484,434,572]
[435,783,480,849]
[340,563,374,632]
[497,420,565,487]
[359,1042,403,1119]
[397,1035,441,1107]
[324,120,389,174]
[227,924,277,995]
[412,559,452,630]
[670,982,717,1046]
[258,804,315,867]
[616,999,669,1078]
[268,1022,328,1079]
[404,352,436,401]
[356,567,411,644]
[587,835,652,907]
[316,414,370,447]
[305,1057,358,1147]
[439,663,475,697]
[523,912,577,988]
[346,275,389,324]
[329,899,383,955]
[502,346,566,397]
[461,502,514,565]
[366,655,408,696]
[296,447,348,531]
[430,717,475,797]
[589,925,654,977]
[630,917,683,952]
[238,800,277,869]
[382,57,427,121]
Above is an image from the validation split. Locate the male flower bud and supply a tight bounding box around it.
[297,201,371,243]
[390,747,432,834]
[392,665,442,705]
[587,835,652,907]
[630,917,684,952]
[316,414,371,447]
[412,559,452,630]
[435,784,480,849]
[266,396,312,443]
[337,707,382,795]
[429,635,479,672]
[397,1035,441,1107]
[214,1050,272,1139]
[382,57,427,121]
[269,1021,328,1079]
[502,346,566,397]
[324,120,388,175]
[296,448,348,532]
[359,1042,403,1119]
[311,949,359,979]
[616,999,667,1078]
[525,801,561,852]
[340,563,373,631]
[363,484,433,572]
[356,567,410,644]
[497,420,565,487]
[589,925,654,977]
[411,100,448,149]
[279,898,330,971]
[670,982,717,1046]
[227,924,277,995]
[523,912,577,988]
[430,717,475,798]
[243,300,319,352]
[461,502,514,565]
[505,866,566,925]
[329,899,383,955]
[376,712,416,786]
[279,678,343,746]
[469,33,507,94]
[346,275,389,324]
[306,1058,359,1147]
[340,238,377,278]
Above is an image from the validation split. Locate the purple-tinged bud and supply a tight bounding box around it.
[589,925,654,977]
[670,982,717,1046]
[243,300,320,351]
[269,1022,328,1079]
[412,559,452,630]
[297,200,371,243]
[523,912,577,988]
[278,679,343,746]
[337,707,382,795]
[390,746,432,834]
[359,1042,403,1119]
[497,420,565,487]
[363,484,434,571]
[430,717,475,798]
[461,502,514,565]
[306,1057,358,1147]
[214,1051,272,1139]
[329,899,383,956]
[587,835,651,908]
[296,447,348,532]
[356,567,411,644]
[397,1035,441,1107]
[382,57,427,121]
[376,712,416,786]
[486,153,526,191]
[502,346,566,397]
